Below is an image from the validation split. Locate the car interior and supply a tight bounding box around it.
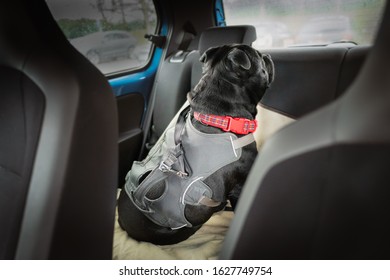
[1,0,389,260]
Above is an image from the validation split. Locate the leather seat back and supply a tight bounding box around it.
[221,2,390,260]
[0,0,118,259]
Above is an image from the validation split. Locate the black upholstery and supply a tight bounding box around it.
[220,1,390,260]
[198,25,257,55]
[261,46,368,119]
[117,94,144,186]
[0,0,118,259]
[0,70,45,259]
[152,25,257,137]
[153,51,200,137]
[336,46,369,96]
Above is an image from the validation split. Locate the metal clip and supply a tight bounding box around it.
[159,161,188,178]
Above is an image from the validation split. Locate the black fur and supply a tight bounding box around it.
[187,44,274,216]
[118,44,274,245]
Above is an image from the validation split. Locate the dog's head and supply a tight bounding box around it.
[200,44,274,87]
[190,44,274,117]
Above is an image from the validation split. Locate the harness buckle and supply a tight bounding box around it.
[158,161,172,173]
[159,161,188,178]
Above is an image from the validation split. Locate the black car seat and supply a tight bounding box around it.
[254,45,369,148]
[220,1,390,259]
[150,25,257,141]
[0,0,118,259]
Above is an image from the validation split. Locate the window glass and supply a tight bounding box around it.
[47,0,157,75]
[222,0,385,48]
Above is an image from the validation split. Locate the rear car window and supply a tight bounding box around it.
[222,0,386,48]
[47,0,158,75]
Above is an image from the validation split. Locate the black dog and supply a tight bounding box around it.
[118,44,274,245]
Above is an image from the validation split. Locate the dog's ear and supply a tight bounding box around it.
[262,53,275,85]
[227,48,251,71]
[199,46,221,63]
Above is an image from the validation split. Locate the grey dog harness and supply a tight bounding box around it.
[124,107,255,229]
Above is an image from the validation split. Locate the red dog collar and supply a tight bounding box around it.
[193,111,257,135]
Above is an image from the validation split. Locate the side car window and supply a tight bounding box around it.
[222,0,385,48]
[47,0,158,75]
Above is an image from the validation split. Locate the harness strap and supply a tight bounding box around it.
[174,105,190,145]
[232,133,255,150]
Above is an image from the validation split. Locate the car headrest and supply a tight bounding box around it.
[198,25,256,55]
